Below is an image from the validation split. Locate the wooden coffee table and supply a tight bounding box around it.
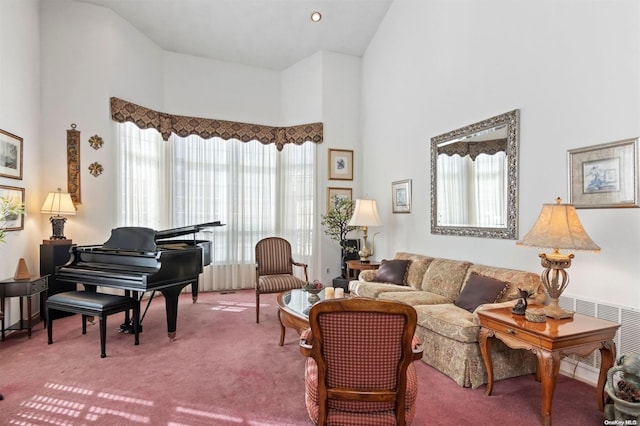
[276,289,324,346]
[477,306,619,426]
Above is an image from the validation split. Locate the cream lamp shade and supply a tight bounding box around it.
[41,188,76,240]
[348,199,382,262]
[516,198,600,319]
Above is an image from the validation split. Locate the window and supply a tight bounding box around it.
[117,122,316,290]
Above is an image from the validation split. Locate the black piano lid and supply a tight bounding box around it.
[155,221,224,240]
[103,227,157,252]
[103,222,224,252]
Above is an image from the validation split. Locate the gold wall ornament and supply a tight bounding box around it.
[88,134,103,150]
[88,162,103,177]
[67,123,81,204]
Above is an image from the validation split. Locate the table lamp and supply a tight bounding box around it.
[41,188,76,240]
[516,198,600,319]
[348,199,382,263]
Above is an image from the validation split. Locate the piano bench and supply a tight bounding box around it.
[46,291,140,358]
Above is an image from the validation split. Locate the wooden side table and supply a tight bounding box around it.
[0,275,49,341]
[477,306,619,426]
[40,241,76,319]
[346,260,381,281]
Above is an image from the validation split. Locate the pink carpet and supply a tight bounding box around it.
[0,289,605,425]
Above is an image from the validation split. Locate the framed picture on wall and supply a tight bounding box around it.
[327,187,352,212]
[568,138,638,208]
[0,129,23,180]
[328,149,353,180]
[392,179,412,213]
[0,185,25,231]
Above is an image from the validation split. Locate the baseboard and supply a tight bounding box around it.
[560,358,599,387]
[2,313,44,339]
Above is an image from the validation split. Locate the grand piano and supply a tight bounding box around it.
[56,221,224,339]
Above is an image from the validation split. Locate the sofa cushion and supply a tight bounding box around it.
[379,291,450,306]
[465,264,545,304]
[404,255,434,289]
[421,258,473,301]
[414,304,480,343]
[350,282,416,299]
[373,259,410,285]
[453,272,509,313]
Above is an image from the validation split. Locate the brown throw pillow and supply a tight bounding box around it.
[454,272,509,312]
[372,259,410,286]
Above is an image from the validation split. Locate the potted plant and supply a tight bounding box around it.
[321,196,358,279]
[606,353,640,422]
[0,194,25,243]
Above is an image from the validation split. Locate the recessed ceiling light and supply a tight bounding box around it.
[310,11,322,22]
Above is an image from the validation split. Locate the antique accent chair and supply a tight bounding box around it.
[299,298,424,425]
[255,237,308,323]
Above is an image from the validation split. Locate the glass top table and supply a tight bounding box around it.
[276,289,326,346]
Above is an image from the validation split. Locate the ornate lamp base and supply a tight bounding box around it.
[49,216,68,240]
[540,251,575,319]
[544,298,574,319]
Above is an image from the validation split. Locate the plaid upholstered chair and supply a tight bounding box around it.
[300,298,423,426]
[255,237,308,323]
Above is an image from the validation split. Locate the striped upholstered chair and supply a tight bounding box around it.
[300,298,423,426]
[255,237,308,323]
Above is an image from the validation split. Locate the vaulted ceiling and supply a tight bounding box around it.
[77,0,394,70]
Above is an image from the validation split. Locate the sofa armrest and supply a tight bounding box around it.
[472,299,518,323]
[359,269,377,281]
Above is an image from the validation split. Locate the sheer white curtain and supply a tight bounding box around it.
[472,152,506,227]
[437,152,505,227]
[116,122,167,228]
[117,122,316,291]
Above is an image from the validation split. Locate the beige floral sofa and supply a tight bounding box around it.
[348,252,546,389]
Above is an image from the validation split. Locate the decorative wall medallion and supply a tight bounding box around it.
[89,134,104,150]
[88,162,103,177]
[67,123,81,204]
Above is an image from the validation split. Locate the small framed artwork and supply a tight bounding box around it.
[392,179,412,213]
[328,149,353,180]
[0,185,25,231]
[327,187,352,212]
[0,129,23,180]
[568,138,638,208]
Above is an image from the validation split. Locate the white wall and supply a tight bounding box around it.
[319,52,362,280]
[361,0,640,307]
[281,50,362,282]
[163,52,281,123]
[0,0,41,326]
[40,0,165,245]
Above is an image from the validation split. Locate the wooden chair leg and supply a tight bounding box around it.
[256,291,260,323]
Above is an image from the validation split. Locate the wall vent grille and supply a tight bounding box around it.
[559,295,640,373]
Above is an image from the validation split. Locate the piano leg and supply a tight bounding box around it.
[160,284,192,340]
[191,280,199,303]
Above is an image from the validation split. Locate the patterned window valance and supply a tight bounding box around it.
[437,138,507,160]
[110,97,323,151]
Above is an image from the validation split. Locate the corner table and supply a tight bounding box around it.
[0,275,49,341]
[346,260,380,281]
[477,306,619,426]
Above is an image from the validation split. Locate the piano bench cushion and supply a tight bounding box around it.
[47,291,137,317]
